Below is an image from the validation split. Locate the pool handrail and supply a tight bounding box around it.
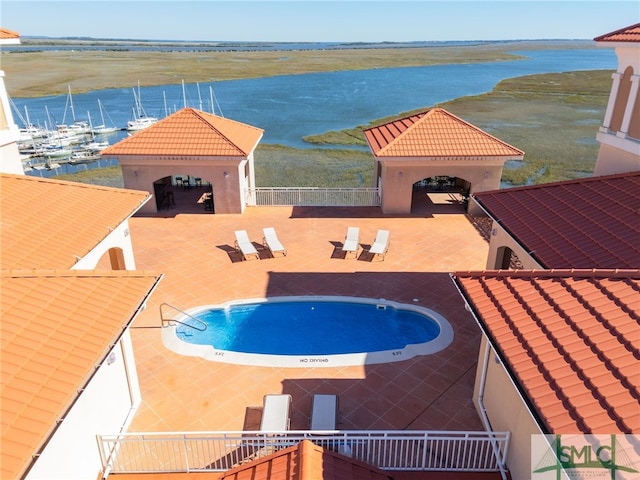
[160,302,207,332]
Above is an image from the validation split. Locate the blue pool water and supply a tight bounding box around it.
[175,298,441,356]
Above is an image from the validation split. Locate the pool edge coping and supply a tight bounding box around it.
[161,295,454,368]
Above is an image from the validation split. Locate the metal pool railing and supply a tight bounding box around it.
[246,187,381,206]
[159,302,207,331]
[97,430,510,477]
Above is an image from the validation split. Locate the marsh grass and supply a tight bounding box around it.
[304,70,611,184]
[54,166,125,188]
[253,145,374,187]
[442,70,611,184]
[4,39,592,97]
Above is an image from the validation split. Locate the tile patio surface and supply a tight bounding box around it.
[124,191,492,433]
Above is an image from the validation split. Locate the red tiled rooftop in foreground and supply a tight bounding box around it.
[217,439,394,480]
[594,23,640,42]
[101,108,264,157]
[1,270,162,480]
[452,269,640,434]
[363,108,524,158]
[473,172,640,269]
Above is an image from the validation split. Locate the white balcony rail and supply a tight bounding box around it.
[246,187,381,206]
[98,430,509,476]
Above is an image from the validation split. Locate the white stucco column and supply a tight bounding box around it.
[617,74,640,138]
[600,72,622,132]
[246,153,257,206]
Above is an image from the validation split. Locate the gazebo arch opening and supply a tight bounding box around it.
[153,174,214,214]
[494,246,524,270]
[92,246,127,270]
[411,175,471,213]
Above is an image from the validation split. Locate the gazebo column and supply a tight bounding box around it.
[245,153,257,206]
[617,74,640,139]
[600,72,622,133]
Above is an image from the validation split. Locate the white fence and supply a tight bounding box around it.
[246,187,380,206]
[98,430,510,476]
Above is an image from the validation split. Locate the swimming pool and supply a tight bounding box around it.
[162,296,454,367]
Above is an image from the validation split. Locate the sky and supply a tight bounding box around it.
[2,1,639,43]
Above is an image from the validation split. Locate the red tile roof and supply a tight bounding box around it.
[0,174,150,269]
[473,172,640,269]
[217,439,394,479]
[0,28,20,46]
[1,269,163,480]
[0,28,20,39]
[363,108,524,158]
[594,23,640,43]
[101,108,264,157]
[452,269,640,434]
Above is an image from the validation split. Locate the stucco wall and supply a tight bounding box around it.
[594,134,640,176]
[614,46,640,74]
[473,337,544,480]
[0,70,24,175]
[378,159,509,214]
[26,333,140,480]
[0,142,23,175]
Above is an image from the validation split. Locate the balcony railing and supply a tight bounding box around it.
[98,430,510,477]
[246,187,381,206]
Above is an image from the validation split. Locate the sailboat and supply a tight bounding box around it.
[60,85,91,136]
[83,111,110,151]
[126,82,158,132]
[92,99,119,135]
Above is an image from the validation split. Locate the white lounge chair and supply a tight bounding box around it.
[262,227,287,257]
[341,227,360,258]
[234,230,260,261]
[310,394,338,430]
[260,394,292,431]
[369,229,390,260]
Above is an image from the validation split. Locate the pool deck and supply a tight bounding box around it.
[125,194,492,433]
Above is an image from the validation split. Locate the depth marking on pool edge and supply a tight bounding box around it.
[299,357,330,363]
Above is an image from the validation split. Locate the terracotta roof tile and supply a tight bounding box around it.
[364,108,524,158]
[0,174,150,269]
[594,23,640,43]
[0,28,20,39]
[101,108,263,157]
[452,269,640,434]
[473,172,640,269]
[0,270,162,480]
[216,439,394,479]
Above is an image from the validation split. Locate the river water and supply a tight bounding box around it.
[11,47,615,176]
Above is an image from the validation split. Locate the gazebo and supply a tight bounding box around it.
[364,108,524,214]
[101,108,263,214]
